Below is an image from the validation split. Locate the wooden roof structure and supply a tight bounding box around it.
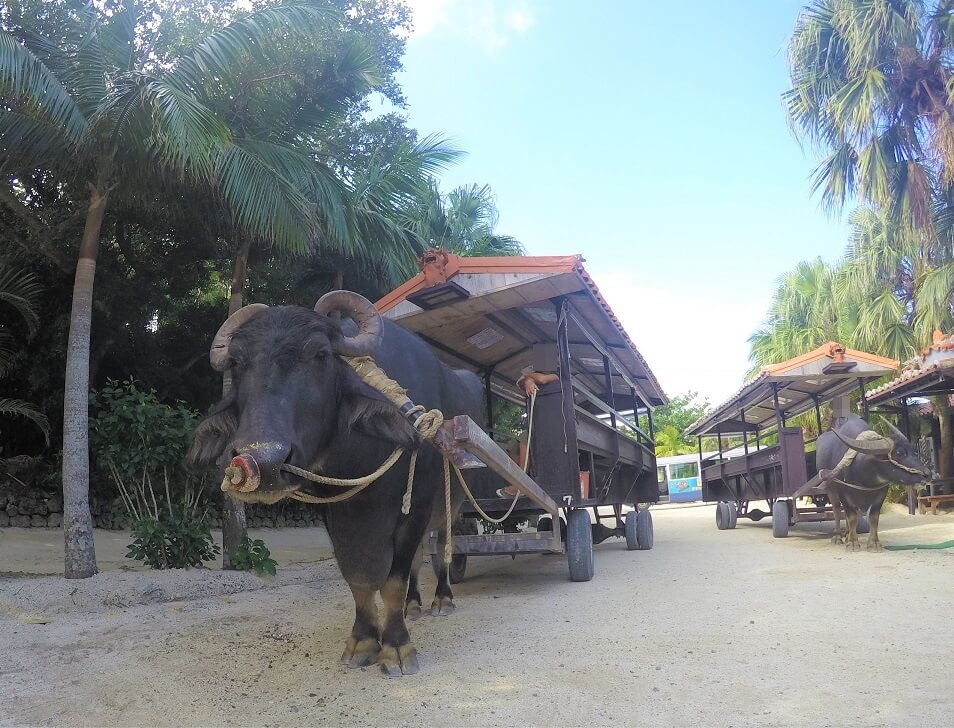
[376,252,667,408]
[867,332,954,406]
[685,343,898,437]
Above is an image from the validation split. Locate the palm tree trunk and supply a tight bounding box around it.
[221,237,251,569]
[934,396,954,487]
[62,182,108,579]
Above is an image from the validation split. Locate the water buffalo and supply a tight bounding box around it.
[817,414,929,552]
[187,292,483,676]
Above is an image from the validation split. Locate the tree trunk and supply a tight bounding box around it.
[221,238,251,569]
[62,183,108,579]
[934,396,954,488]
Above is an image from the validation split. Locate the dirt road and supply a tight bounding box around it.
[2,504,953,727]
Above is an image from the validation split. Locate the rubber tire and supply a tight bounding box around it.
[716,502,730,530]
[726,501,738,529]
[772,500,790,538]
[537,516,552,533]
[432,553,467,584]
[636,509,653,550]
[566,509,595,582]
[857,514,870,535]
[624,510,639,550]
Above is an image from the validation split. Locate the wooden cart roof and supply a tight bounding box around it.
[376,253,667,407]
[685,343,897,437]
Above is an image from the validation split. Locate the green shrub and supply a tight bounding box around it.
[127,515,220,569]
[227,537,278,576]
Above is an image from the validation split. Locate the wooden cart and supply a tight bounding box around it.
[684,343,897,537]
[376,252,666,581]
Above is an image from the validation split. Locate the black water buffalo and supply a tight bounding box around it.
[187,292,483,676]
[817,414,929,552]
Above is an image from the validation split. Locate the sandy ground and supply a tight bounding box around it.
[1,503,953,727]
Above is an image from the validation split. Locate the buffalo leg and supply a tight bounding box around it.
[405,548,424,621]
[379,572,420,677]
[340,584,381,668]
[430,528,455,617]
[830,492,845,544]
[844,509,861,552]
[866,493,887,552]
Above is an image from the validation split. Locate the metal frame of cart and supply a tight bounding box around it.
[376,252,667,581]
[684,343,897,538]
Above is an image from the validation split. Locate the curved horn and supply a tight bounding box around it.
[315,291,382,357]
[210,304,269,371]
[878,416,908,443]
[833,429,893,457]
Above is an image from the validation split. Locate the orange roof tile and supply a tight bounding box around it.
[375,253,581,313]
[760,342,898,377]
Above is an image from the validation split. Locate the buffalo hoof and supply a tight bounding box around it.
[845,540,861,553]
[831,534,845,545]
[378,643,419,677]
[405,600,424,621]
[340,636,380,669]
[866,540,883,553]
[430,596,456,617]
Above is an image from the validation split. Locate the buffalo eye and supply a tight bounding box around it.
[301,338,330,362]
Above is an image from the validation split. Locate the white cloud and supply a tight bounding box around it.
[404,0,535,51]
[505,6,535,33]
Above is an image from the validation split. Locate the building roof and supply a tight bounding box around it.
[375,253,667,407]
[685,342,898,437]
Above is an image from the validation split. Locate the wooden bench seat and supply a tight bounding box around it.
[918,494,954,515]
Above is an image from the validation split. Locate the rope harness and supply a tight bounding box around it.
[822,430,925,492]
[279,357,534,566]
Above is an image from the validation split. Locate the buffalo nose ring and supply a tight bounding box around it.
[221,454,261,493]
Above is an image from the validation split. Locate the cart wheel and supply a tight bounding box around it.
[566,509,594,582]
[716,502,729,530]
[636,509,653,550]
[857,514,870,535]
[624,510,639,550]
[537,516,552,533]
[772,500,790,538]
[432,553,467,584]
[726,501,738,529]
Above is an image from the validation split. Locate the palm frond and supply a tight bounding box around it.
[0,267,41,335]
[0,29,87,141]
[0,397,49,444]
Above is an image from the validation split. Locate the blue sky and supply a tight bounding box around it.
[382,0,852,406]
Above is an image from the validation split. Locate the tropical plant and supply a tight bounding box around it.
[0,267,48,442]
[0,2,351,577]
[650,391,709,456]
[227,537,278,576]
[786,0,954,232]
[408,182,524,257]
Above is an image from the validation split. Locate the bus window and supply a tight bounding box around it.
[670,461,699,480]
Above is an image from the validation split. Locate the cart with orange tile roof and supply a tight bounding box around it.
[684,344,898,537]
[376,250,667,582]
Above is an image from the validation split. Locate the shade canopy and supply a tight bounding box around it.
[686,343,898,437]
[376,253,667,408]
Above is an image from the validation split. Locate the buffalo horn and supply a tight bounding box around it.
[879,416,908,443]
[315,291,383,357]
[833,429,893,456]
[210,303,269,371]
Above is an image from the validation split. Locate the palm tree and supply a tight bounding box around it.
[0,3,339,577]
[408,182,524,257]
[0,267,49,442]
[786,0,954,232]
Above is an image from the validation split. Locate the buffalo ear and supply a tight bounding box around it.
[339,368,420,450]
[186,400,237,469]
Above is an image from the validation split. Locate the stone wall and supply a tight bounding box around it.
[0,479,321,529]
